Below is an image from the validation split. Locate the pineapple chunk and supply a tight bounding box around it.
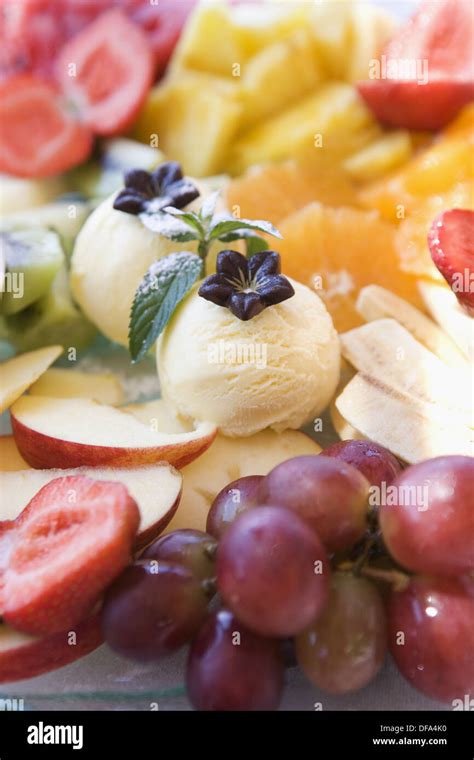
[171,1,313,78]
[171,4,246,78]
[229,83,375,174]
[240,28,323,129]
[345,4,396,82]
[227,2,313,58]
[343,131,412,182]
[309,2,352,79]
[133,73,242,178]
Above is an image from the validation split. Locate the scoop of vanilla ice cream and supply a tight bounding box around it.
[70,194,194,346]
[70,179,227,346]
[157,279,340,436]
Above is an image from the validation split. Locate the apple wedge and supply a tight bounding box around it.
[28,367,124,405]
[122,398,192,434]
[0,463,182,550]
[0,614,102,684]
[0,345,62,414]
[165,429,322,533]
[10,396,217,469]
[0,435,30,471]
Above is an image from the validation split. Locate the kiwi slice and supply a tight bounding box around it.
[1,229,64,315]
[0,202,91,257]
[3,266,96,353]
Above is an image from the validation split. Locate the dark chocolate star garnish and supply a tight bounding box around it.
[113,161,200,216]
[198,249,294,320]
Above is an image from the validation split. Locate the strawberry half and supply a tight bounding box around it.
[0,476,139,636]
[357,0,474,130]
[0,74,93,177]
[56,9,154,136]
[428,209,474,316]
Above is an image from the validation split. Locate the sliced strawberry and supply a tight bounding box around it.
[0,74,93,177]
[428,209,474,316]
[127,0,196,76]
[357,0,474,130]
[358,80,474,132]
[57,9,154,136]
[0,475,139,636]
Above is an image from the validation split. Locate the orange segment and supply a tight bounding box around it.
[395,180,474,281]
[359,104,474,222]
[226,160,358,226]
[276,202,423,333]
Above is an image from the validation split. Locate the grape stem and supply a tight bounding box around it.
[202,577,218,599]
[204,542,218,561]
[337,561,410,591]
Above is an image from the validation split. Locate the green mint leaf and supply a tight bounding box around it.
[208,215,282,242]
[162,207,205,237]
[139,211,199,242]
[246,235,269,257]
[199,190,221,221]
[129,252,203,363]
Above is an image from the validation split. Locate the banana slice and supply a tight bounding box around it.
[356,285,467,367]
[418,281,474,362]
[336,373,474,464]
[340,319,473,425]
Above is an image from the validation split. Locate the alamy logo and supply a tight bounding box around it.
[452,694,474,711]
[0,697,24,711]
[368,482,429,511]
[207,339,268,369]
[369,55,429,85]
[27,722,84,750]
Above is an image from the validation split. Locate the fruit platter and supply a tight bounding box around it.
[0,0,473,714]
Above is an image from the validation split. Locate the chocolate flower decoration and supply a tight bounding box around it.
[113,161,200,216]
[199,250,294,321]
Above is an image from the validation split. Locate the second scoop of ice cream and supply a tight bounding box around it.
[157,278,340,437]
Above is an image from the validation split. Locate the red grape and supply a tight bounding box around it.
[322,439,402,487]
[186,609,284,711]
[258,455,369,554]
[141,529,217,581]
[216,506,330,637]
[380,456,474,576]
[295,573,387,694]
[101,560,209,661]
[206,475,263,539]
[388,576,474,703]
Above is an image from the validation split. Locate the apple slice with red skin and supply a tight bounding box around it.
[0,614,103,684]
[0,463,182,552]
[10,396,217,470]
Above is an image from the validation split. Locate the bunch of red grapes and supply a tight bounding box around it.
[100,442,474,710]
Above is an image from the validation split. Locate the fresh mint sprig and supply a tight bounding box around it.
[129,252,203,363]
[139,190,281,259]
[129,191,282,362]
